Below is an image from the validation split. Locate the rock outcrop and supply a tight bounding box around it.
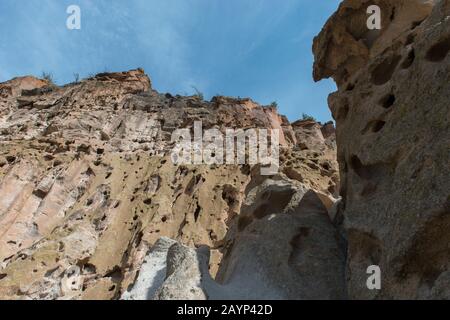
[1,0,447,301]
[123,179,346,300]
[0,69,340,299]
[313,0,449,299]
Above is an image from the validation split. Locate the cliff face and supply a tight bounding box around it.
[0,69,340,299]
[313,0,449,299]
[1,0,448,301]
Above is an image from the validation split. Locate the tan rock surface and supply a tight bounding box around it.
[0,68,338,299]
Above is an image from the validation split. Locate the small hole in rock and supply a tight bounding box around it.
[194,203,201,222]
[371,55,402,85]
[401,49,415,69]
[411,20,424,30]
[405,33,415,46]
[379,94,396,108]
[6,156,16,163]
[372,121,386,133]
[390,7,396,21]
[346,83,355,91]
[350,155,366,178]
[426,37,450,62]
[338,104,349,120]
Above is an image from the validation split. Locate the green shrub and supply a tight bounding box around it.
[302,113,316,121]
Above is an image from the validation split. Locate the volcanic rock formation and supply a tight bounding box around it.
[0,0,448,300]
[313,0,450,299]
[0,68,339,299]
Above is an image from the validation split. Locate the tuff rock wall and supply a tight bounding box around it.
[313,0,449,299]
[0,69,340,299]
[0,0,448,301]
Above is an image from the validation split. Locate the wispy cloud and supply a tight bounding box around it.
[0,0,340,122]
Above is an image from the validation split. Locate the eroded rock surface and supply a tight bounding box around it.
[313,0,450,299]
[0,69,339,299]
[123,179,346,300]
[2,0,446,300]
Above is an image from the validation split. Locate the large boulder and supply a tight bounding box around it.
[124,178,347,300]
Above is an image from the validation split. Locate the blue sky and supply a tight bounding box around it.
[0,0,340,122]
